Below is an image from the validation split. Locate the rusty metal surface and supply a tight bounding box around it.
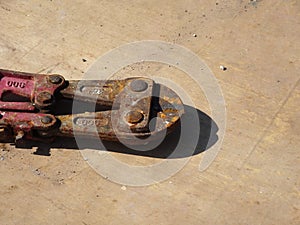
[57,84,183,144]
[0,70,184,145]
[113,78,154,133]
[59,79,128,107]
[0,111,57,142]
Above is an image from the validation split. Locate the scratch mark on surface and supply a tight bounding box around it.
[36,62,61,74]
[240,77,300,168]
[9,41,43,67]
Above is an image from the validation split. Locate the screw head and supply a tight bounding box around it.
[41,116,53,124]
[49,75,62,84]
[130,80,148,92]
[36,92,53,105]
[125,111,144,124]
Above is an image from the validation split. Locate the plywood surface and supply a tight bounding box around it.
[0,0,299,224]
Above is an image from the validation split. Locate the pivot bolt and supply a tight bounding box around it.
[130,80,148,92]
[41,116,53,124]
[49,75,62,84]
[125,111,144,124]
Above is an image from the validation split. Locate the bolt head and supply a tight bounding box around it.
[41,116,53,124]
[130,80,148,92]
[125,111,144,124]
[49,75,62,84]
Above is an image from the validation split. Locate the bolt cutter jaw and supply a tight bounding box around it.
[0,69,184,145]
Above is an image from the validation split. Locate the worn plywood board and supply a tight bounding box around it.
[0,0,299,224]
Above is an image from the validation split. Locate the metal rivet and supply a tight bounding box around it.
[41,116,53,124]
[49,75,62,84]
[130,80,148,92]
[125,111,144,124]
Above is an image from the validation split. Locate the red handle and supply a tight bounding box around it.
[0,69,65,112]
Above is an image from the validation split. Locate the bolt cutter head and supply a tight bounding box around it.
[0,69,184,145]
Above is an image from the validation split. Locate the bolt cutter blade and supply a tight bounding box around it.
[0,69,184,145]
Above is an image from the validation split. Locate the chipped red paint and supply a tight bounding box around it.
[0,69,65,111]
[0,69,184,144]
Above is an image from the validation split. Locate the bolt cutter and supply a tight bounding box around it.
[0,69,184,145]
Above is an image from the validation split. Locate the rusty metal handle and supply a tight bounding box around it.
[0,111,58,142]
